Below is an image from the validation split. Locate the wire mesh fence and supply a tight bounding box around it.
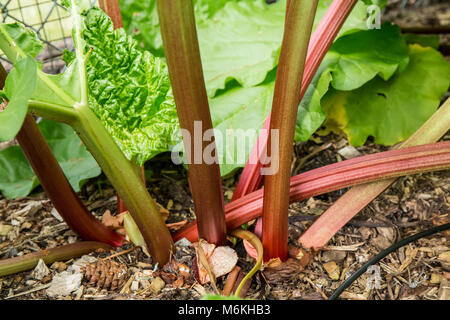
[0,0,96,74]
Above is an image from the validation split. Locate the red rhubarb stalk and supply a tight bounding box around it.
[174,141,450,242]
[262,0,318,261]
[156,0,227,245]
[0,65,123,247]
[299,97,450,250]
[232,0,358,201]
[98,0,123,28]
[16,115,124,246]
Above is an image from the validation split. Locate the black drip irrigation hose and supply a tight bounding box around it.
[328,222,450,300]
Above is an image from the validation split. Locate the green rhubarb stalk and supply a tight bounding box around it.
[299,97,450,250]
[0,64,123,247]
[28,100,78,124]
[0,2,174,265]
[0,241,111,277]
[262,0,318,261]
[71,104,173,264]
[156,0,227,245]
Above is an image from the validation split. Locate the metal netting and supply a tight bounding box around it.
[0,0,96,74]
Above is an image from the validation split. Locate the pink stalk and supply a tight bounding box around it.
[299,97,450,250]
[262,0,318,261]
[232,0,358,201]
[174,141,450,242]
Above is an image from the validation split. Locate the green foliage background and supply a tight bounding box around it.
[0,0,448,198]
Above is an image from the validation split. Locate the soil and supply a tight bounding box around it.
[0,0,449,301]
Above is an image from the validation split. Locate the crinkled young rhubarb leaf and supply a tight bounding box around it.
[64,7,179,165]
[323,44,450,146]
[0,56,37,141]
[1,3,179,169]
[0,119,101,199]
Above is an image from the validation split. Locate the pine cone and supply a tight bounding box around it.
[82,260,130,291]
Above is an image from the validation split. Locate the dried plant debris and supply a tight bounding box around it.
[193,241,238,285]
[1,120,449,299]
[46,271,83,298]
[263,259,304,285]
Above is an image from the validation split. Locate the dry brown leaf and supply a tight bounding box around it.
[194,241,238,285]
[172,276,185,288]
[265,258,283,268]
[288,246,311,267]
[0,223,12,236]
[177,263,191,279]
[323,261,340,280]
[156,203,170,222]
[438,251,450,264]
[430,273,442,284]
[149,277,165,294]
[101,210,126,230]
[166,219,188,231]
[262,258,303,284]
[398,246,418,273]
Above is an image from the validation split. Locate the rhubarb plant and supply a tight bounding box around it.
[0,0,175,264]
[118,0,447,177]
[3,0,447,190]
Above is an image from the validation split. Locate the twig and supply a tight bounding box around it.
[304,277,328,300]
[197,239,220,295]
[119,273,136,294]
[5,284,51,299]
[101,246,136,261]
[222,266,241,296]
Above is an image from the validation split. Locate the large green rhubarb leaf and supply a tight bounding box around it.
[322,44,450,146]
[0,119,101,199]
[294,23,409,141]
[210,81,274,176]
[0,56,37,141]
[198,0,286,97]
[208,23,409,174]
[120,0,375,98]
